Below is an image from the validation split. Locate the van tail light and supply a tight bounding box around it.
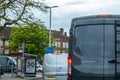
[68,55,72,66]
[68,54,72,79]
[68,73,72,79]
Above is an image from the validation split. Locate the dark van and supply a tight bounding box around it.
[68,14,120,80]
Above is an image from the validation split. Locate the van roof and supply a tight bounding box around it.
[70,14,120,29]
[72,14,120,20]
[72,14,120,23]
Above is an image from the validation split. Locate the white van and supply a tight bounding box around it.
[42,53,68,80]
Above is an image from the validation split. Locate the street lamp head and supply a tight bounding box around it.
[52,6,58,8]
[45,6,58,9]
[44,6,50,8]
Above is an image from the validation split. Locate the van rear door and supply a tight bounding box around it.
[102,19,120,80]
[44,54,57,75]
[72,24,105,80]
[103,24,115,80]
[56,54,68,80]
[114,20,120,79]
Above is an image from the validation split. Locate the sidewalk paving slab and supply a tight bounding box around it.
[0,72,42,80]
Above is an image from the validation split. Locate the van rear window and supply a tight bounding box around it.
[45,56,56,64]
[45,54,67,65]
[57,55,67,65]
[74,25,103,57]
[73,25,115,57]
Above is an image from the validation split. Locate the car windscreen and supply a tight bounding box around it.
[8,57,17,65]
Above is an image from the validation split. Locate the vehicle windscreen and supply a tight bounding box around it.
[8,57,17,65]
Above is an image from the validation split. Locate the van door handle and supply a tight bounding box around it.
[108,60,116,64]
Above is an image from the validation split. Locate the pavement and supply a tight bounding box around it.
[0,72,42,80]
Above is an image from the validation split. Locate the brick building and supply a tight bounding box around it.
[0,27,12,54]
[0,27,69,54]
[52,28,69,53]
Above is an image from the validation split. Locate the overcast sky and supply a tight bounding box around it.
[34,0,120,36]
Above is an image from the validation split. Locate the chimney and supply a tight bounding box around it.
[60,28,63,34]
[64,32,67,36]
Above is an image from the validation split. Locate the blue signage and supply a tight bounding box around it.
[46,47,54,54]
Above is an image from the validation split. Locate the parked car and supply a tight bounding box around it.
[0,64,4,75]
[0,56,17,72]
[36,63,42,72]
[42,53,68,80]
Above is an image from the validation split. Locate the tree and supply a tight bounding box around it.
[9,23,53,58]
[0,0,47,32]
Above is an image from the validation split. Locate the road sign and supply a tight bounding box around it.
[46,47,54,54]
[25,58,36,73]
[18,43,24,53]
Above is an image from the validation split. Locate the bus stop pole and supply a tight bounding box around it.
[22,41,25,78]
[11,56,14,77]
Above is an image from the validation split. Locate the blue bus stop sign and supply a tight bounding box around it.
[46,47,54,54]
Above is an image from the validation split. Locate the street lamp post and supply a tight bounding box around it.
[45,6,58,47]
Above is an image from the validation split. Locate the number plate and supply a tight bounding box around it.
[45,76,55,79]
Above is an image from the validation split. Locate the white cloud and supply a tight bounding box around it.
[35,0,120,35]
[49,0,116,20]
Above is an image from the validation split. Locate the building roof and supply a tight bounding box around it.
[52,28,69,40]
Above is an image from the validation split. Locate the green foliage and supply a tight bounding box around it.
[9,24,51,58]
